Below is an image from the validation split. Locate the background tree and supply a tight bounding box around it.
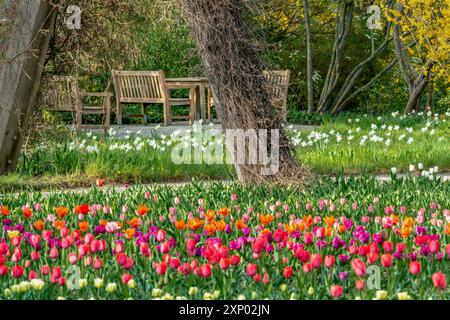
[390,0,450,113]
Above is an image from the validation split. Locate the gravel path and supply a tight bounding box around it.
[5,174,448,197]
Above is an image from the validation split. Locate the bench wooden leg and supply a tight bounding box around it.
[116,101,123,125]
[163,99,171,126]
[104,99,111,133]
[75,110,82,133]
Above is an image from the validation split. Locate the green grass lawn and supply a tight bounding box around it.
[1,111,448,191]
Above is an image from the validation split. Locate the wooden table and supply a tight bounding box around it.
[166,78,209,122]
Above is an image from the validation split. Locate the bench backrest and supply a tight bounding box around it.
[263,70,290,103]
[112,70,167,104]
[44,76,82,112]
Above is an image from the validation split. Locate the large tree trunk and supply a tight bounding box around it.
[303,0,314,113]
[0,0,57,173]
[178,0,308,185]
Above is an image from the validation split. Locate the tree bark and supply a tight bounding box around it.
[303,0,314,113]
[316,0,354,113]
[0,0,57,173]
[178,0,308,185]
[392,2,434,114]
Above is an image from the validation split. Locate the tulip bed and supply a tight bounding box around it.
[0,175,448,300]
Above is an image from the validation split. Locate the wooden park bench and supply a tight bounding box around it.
[111,70,196,126]
[207,70,291,122]
[44,76,112,133]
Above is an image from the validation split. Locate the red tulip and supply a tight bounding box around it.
[11,265,24,278]
[155,262,167,275]
[381,254,393,268]
[263,273,270,284]
[219,258,230,270]
[325,255,335,268]
[179,263,191,275]
[310,253,322,269]
[304,232,313,245]
[246,263,257,276]
[429,240,440,254]
[253,273,261,282]
[351,258,366,277]
[230,255,240,266]
[382,241,393,253]
[51,266,62,279]
[49,247,59,259]
[302,263,312,273]
[200,264,212,277]
[432,271,447,289]
[31,251,40,261]
[294,248,310,263]
[396,242,406,253]
[116,252,127,265]
[41,265,50,276]
[330,285,343,298]
[93,257,102,269]
[58,276,66,286]
[367,251,379,264]
[409,261,421,275]
[69,253,78,265]
[28,270,38,280]
[283,266,293,279]
[358,245,369,257]
[0,265,9,277]
[355,279,365,291]
[121,273,133,284]
[123,257,134,270]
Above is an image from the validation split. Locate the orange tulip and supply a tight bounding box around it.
[205,210,216,221]
[175,220,186,230]
[78,221,89,232]
[34,219,44,231]
[259,214,274,226]
[55,207,69,219]
[188,218,204,231]
[53,220,66,230]
[235,219,247,230]
[399,225,412,238]
[136,205,150,216]
[100,219,108,226]
[284,224,296,234]
[125,228,135,239]
[218,207,230,217]
[403,217,414,228]
[324,216,335,227]
[303,215,314,228]
[204,224,216,235]
[297,221,306,231]
[325,226,333,237]
[390,214,399,225]
[1,206,10,217]
[22,207,32,219]
[214,219,227,232]
[127,217,140,228]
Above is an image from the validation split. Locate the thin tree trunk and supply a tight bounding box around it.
[0,0,57,173]
[303,0,314,113]
[392,2,434,114]
[316,0,354,113]
[178,0,308,185]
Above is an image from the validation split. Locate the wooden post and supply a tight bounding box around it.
[0,0,56,173]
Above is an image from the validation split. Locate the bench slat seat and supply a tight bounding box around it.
[112,70,195,126]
